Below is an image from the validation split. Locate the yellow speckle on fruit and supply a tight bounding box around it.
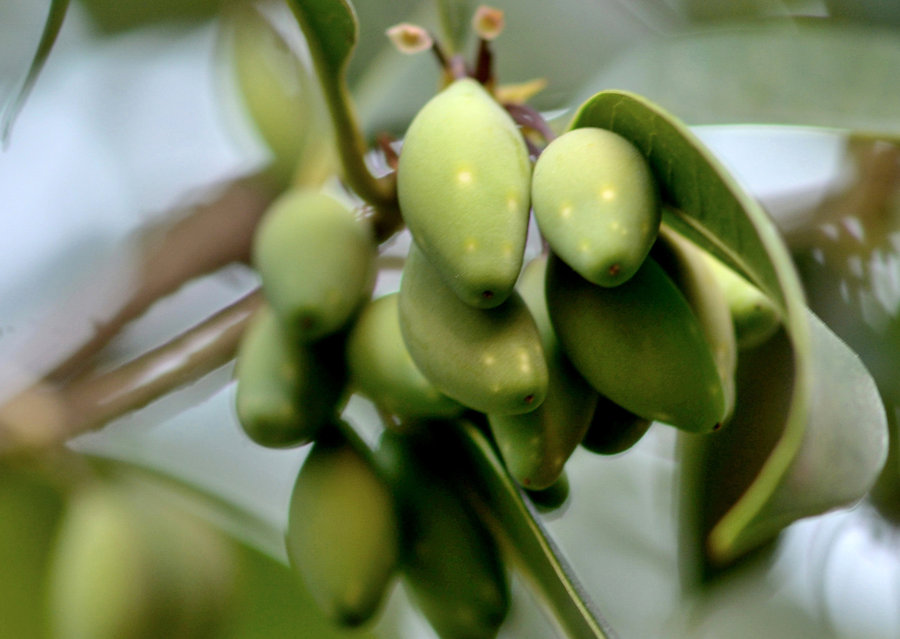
[599,187,616,202]
[501,240,514,258]
[506,195,519,211]
[577,238,590,253]
[464,237,478,252]
[559,203,573,219]
[482,353,496,366]
[456,168,474,185]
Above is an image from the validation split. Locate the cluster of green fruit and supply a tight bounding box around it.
[231,67,782,636]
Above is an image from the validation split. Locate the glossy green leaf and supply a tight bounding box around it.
[450,421,617,639]
[1,0,70,145]
[570,91,887,565]
[584,22,900,138]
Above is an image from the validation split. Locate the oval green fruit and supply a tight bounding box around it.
[346,292,463,420]
[532,127,660,287]
[581,394,653,455]
[399,243,548,415]
[286,425,400,626]
[375,427,509,639]
[253,189,376,340]
[397,78,532,308]
[547,254,726,433]
[234,307,345,448]
[703,252,781,349]
[654,226,737,423]
[525,471,571,516]
[487,255,597,489]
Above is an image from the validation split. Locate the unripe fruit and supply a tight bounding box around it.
[547,254,726,433]
[376,427,509,639]
[397,78,532,308]
[399,243,548,415]
[487,255,597,489]
[532,127,660,287]
[48,483,234,639]
[654,228,737,423]
[703,253,781,349]
[253,189,376,340]
[234,307,345,448]
[286,425,400,626]
[581,395,652,455]
[525,471,571,516]
[346,293,463,420]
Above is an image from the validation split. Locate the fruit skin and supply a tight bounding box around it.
[376,426,509,639]
[547,253,726,433]
[48,483,234,639]
[286,425,400,627]
[487,255,597,489]
[345,293,463,420]
[702,253,781,349]
[397,78,532,308]
[654,227,737,422]
[253,189,376,341]
[531,127,660,287]
[399,243,548,416]
[525,470,571,516]
[234,307,345,448]
[581,394,653,455]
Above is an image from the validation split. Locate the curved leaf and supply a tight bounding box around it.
[569,91,888,565]
[450,421,617,639]
[583,22,900,139]
[1,0,70,145]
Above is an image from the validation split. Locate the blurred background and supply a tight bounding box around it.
[2,0,900,637]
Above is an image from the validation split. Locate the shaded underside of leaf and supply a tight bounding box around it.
[584,21,900,139]
[568,90,887,566]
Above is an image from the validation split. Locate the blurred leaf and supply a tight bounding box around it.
[452,422,617,639]
[825,0,900,26]
[1,0,70,145]
[77,0,222,32]
[284,0,357,79]
[436,0,472,54]
[584,22,900,139]
[569,91,887,566]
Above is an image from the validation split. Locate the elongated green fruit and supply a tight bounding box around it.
[224,4,315,186]
[399,243,548,415]
[234,307,345,448]
[286,425,400,626]
[48,483,234,639]
[397,78,532,308]
[547,254,726,433]
[253,189,376,340]
[487,255,597,489]
[581,395,652,455]
[376,427,509,639]
[654,227,737,422]
[703,253,781,349]
[531,127,660,287]
[346,293,463,420]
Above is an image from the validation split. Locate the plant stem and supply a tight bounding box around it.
[0,290,262,456]
[44,174,276,383]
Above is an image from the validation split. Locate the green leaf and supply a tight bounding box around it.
[285,0,357,79]
[583,22,900,139]
[1,0,70,145]
[569,91,888,566]
[451,421,617,639]
[436,0,473,54]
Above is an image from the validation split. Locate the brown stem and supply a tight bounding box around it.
[44,174,276,383]
[473,39,494,87]
[504,103,558,146]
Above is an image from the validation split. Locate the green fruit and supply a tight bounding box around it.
[234,307,345,448]
[654,227,737,422]
[48,483,234,639]
[531,127,660,287]
[703,253,781,349]
[581,395,653,455]
[487,255,597,489]
[399,243,548,415]
[224,4,317,186]
[286,425,400,626]
[547,254,726,433]
[345,293,463,420]
[525,471,571,515]
[376,427,509,639]
[397,78,532,308]
[253,189,376,340]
